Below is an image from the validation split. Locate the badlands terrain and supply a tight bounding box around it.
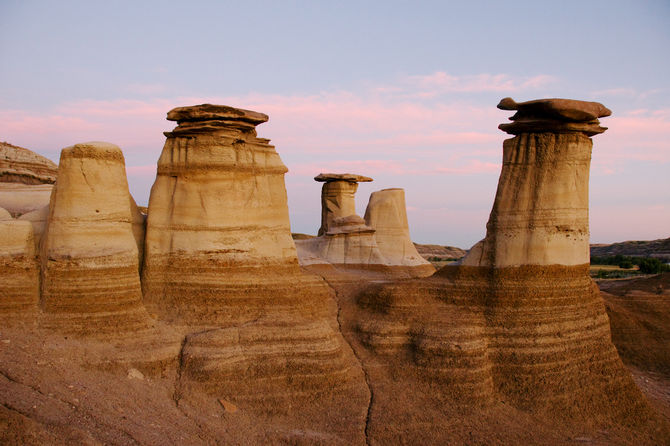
[1,98,669,445]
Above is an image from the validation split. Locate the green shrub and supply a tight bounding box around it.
[639,257,663,274]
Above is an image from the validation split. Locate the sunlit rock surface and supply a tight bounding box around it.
[40,142,149,334]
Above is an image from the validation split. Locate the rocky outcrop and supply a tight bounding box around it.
[40,142,149,334]
[0,218,39,320]
[349,98,661,439]
[0,142,57,185]
[364,188,433,270]
[141,105,368,438]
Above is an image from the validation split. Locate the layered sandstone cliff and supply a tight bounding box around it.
[40,142,149,334]
[0,141,57,185]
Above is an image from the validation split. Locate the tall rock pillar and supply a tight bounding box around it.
[141,106,368,439]
[462,97,611,267]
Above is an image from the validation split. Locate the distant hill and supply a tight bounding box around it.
[591,238,670,259]
[414,243,467,260]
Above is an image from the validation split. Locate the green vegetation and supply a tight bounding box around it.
[590,254,669,279]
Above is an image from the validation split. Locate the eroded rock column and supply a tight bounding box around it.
[316,173,372,236]
[40,142,148,334]
[462,97,610,267]
[364,188,433,270]
[142,106,368,437]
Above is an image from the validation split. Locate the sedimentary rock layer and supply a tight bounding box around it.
[0,142,58,184]
[40,142,148,334]
[0,183,52,217]
[0,219,39,319]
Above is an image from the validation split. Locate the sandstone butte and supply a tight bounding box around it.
[0,100,668,445]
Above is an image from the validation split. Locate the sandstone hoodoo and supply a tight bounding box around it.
[351,98,664,441]
[462,97,612,267]
[364,188,433,269]
[315,172,372,236]
[296,173,434,277]
[141,105,368,436]
[40,142,149,334]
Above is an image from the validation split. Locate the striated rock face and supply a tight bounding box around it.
[142,104,303,321]
[0,219,39,320]
[351,98,660,437]
[461,98,602,268]
[40,142,149,334]
[142,105,368,434]
[0,142,58,184]
[364,188,433,269]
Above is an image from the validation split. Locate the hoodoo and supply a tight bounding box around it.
[40,142,149,333]
[351,98,661,442]
[316,173,372,236]
[462,97,611,267]
[141,105,367,438]
[364,188,433,269]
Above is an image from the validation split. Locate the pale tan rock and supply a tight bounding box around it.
[315,173,372,236]
[461,99,609,267]
[364,188,434,269]
[40,141,148,334]
[0,141,58,184]
[17,205,49,251]
[295,215,386,266]
[0,219,39,318]
[0,183,52,217]
[0,206,11,220]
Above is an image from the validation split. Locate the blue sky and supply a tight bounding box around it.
[1,0,669,246]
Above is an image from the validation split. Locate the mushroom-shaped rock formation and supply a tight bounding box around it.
[349,98,663,440]
[315,172,373,236]
[0,141,58,185]
[40,142,150,334]
[0,219,39,321]
[364,188,434,271]
[462,97,603,267]
[142,105,368,435]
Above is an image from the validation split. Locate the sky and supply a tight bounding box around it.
[1,0,668,247]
